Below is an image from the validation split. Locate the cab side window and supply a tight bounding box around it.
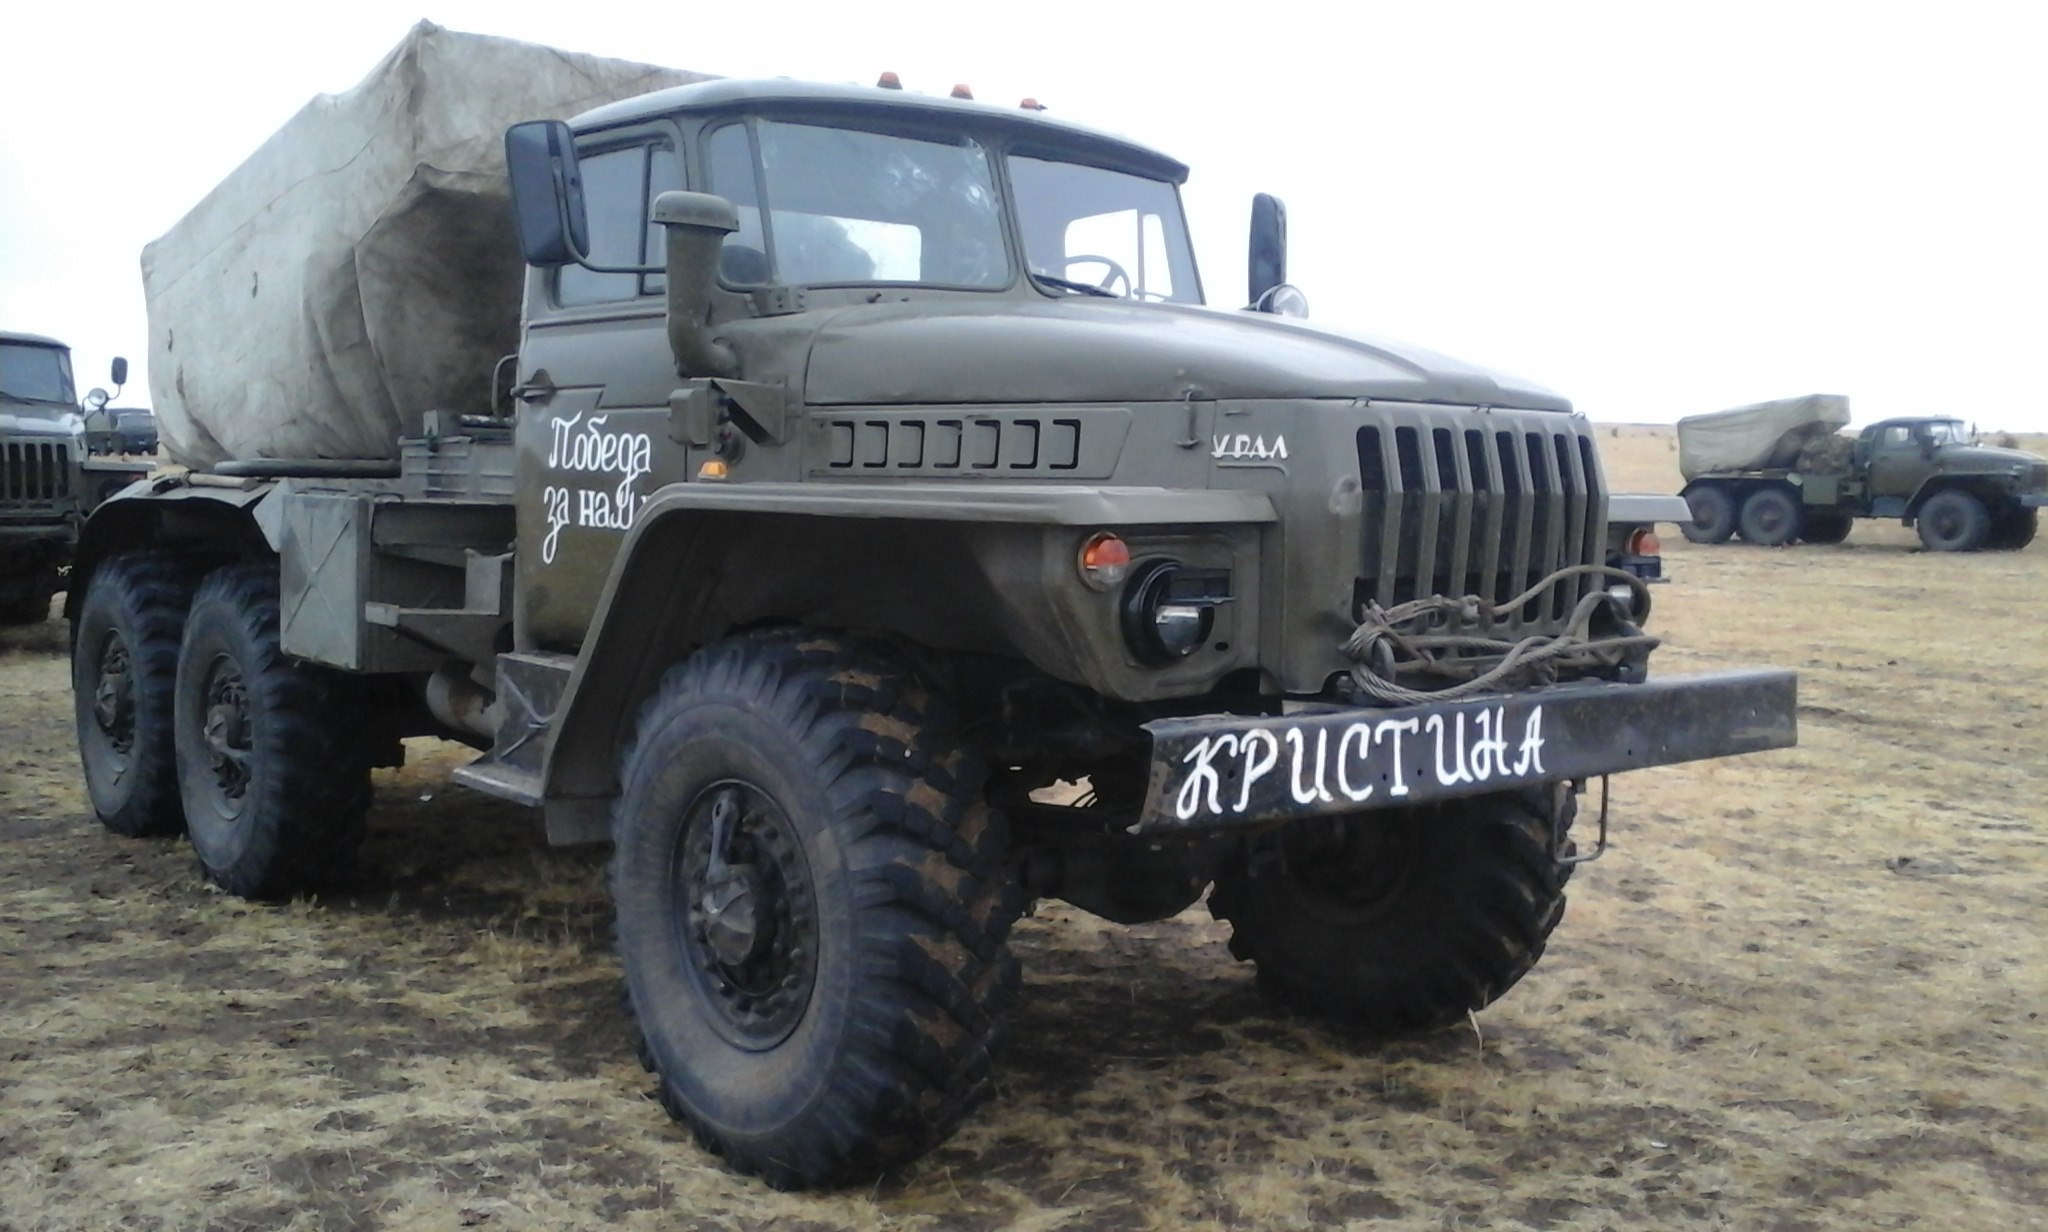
[555,140,683,306]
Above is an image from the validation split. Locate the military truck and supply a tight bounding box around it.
[0,332,149,624]
[1677,394,2048,551]
[67,32,1797,1188]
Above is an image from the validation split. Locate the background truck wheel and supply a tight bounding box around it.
[1916,490,1991,552]
[1208,789,1571,1035]
[71,553,196,837]
[1736,486,1800,546]
[174,562,372,898]
[612,630,1019,1189]
[1679,485,1736,544]
[1799,509,1853,545]
[1985,506,2037,551]
[0,569,58,626]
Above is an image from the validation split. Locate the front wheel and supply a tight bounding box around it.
[1208,789,1572,1035]
[1916,490,1991,552]
[612,630,1018,1189]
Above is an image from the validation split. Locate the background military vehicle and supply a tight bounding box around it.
[1677,394,2048,551]
[65,27,1796,1188]
[0,332,147,624]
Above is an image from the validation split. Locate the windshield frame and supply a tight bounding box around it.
[690,109,1204,304]
[1006,147,1205,306]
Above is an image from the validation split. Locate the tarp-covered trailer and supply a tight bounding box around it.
[141,21,709,468]
[1676,394,1851,481]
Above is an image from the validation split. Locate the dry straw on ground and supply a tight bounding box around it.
[3,427,2044,1231]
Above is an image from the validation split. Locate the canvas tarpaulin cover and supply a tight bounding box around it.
[1676,394,1853,481]
[141,22,708,467]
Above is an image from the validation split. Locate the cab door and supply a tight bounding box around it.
[1866,424,1924,502]
[513,125,692,652]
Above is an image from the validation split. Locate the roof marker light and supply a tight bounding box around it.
[877,72,903,90]
[951,84,974,99]
[1019,98,1047,111]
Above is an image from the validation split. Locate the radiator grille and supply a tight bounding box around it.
[1,441,72,510]
[1356,414,1604,632]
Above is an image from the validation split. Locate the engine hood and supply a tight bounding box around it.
[1939,444,2048,474]
[799,299,1571,411]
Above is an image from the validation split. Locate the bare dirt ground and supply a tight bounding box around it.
[3,427,2045,1231]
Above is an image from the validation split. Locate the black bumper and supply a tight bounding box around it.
[1135,669,1797,833]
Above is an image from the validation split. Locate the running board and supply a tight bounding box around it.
[451,759,542,807]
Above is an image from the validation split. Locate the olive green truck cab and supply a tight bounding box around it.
[0,332,147,624]
[1677,395,2047,551]
[69,77,1796,1186]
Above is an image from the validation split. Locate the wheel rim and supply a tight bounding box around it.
[1928,505,1961,542]
[91,631,137,766]
[673,780,818,1050]
[198,653,253,808]
[1754,501,1789,537]
[1278,815,1417,926]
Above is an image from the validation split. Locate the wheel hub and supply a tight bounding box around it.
[200,659,252,800]
[678,782,817,1049]
[92,636,135,753]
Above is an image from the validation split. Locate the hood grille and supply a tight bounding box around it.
[2,440,72,510]
[1355,413,1605,631]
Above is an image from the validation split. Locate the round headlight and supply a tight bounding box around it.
[1120,560,1215,663]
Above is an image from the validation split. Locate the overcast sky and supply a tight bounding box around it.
[4,0,2044,430]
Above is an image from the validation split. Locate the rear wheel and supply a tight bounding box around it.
[1680,485,1736,544]
[612,630,1019,1188]
[1799,510,1853,545]
[1208,789,1572,1035]
[1916,490,1991,552]
[174,562,372,898]
[72,553,197,837]
[1985,506,2037,551]
[1736,487,1800,546]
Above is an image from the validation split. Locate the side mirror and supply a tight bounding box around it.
[505,120,590,267]
[109,356,128,391]
[1248,192,1288,307]
[83,388,110,413]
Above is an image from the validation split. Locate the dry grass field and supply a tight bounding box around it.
[3,426,2045,1231]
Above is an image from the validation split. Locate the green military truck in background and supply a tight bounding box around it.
[1677,394,2048,551]
[0,331,150,625]
[65,26,1797,1188]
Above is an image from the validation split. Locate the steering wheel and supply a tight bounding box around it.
[1063,254,1132,297]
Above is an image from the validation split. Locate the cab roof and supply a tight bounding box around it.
[0,331,68,349]
[571,78,1190,184]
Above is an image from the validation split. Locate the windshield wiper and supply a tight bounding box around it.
[1028,270,1117,298]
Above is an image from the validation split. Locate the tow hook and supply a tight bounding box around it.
[1556,776,1611,866]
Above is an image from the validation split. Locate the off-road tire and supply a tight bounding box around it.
[1208,789,1571,1035]
[1985,506,2037,551]
[1916,489,1991,552]
[174,562,372,898]
[1679,484,1736,544]
[72,553,197,837]
[1736,486,1800,547]
[612,629,1019,1189]
[1799,509,1853,545]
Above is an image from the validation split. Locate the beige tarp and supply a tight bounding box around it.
[1676,394,1852,481]
[141,22,708,467]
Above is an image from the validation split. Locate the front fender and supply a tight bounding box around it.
[539,481,1274,827]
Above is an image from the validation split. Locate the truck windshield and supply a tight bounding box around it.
[1008,156,1201,304]
[708,121,1009,289]
[0,343,75,405]
[1922,420,1969,445]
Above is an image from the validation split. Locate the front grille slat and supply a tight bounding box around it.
[1356,411,1603,637]
[1,440,72,509]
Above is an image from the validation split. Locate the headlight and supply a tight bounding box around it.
[1120,560,1230,664]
